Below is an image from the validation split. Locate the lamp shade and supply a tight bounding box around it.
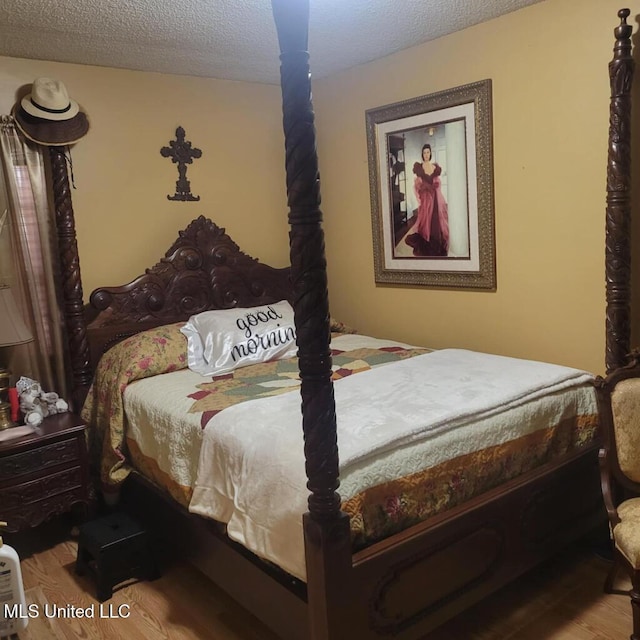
[0,286,33,346]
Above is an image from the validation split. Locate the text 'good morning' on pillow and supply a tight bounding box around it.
[180,300,297,376]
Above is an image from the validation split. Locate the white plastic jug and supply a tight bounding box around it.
[0,521,28,636]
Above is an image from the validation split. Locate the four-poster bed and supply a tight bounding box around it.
[47,4,635,640]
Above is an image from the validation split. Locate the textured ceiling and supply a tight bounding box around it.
[0,0,546,84]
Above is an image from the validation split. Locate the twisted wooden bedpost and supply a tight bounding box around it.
[271,1,352,638]
[49,146,92,411]
[605,8,634,374]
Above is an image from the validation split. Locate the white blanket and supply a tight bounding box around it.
[189,348,594,580]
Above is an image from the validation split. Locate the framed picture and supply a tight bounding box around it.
[365,79,496,290]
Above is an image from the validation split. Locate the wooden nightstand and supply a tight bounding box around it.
[0,413,92,532]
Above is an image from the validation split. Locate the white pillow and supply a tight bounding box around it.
[181,300,297,376]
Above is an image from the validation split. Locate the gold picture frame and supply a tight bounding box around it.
[366,79,496,290]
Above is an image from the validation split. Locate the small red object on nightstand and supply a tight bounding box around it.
[8,388,18,423]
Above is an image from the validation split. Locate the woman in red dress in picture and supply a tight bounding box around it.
[405,143,450,257]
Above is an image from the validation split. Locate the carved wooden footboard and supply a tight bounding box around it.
[349,446,602,638]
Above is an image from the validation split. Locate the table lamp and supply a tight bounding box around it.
[0,285,33,430]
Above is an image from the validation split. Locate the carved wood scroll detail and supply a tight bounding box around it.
[605,8,634,373]
[0,439,78,480]
[87,215,291,329]
[1,466,82,510]
[3,491,87,533]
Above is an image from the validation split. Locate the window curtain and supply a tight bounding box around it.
[0,115,69,401]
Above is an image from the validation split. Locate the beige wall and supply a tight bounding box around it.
[0,57,290,297]
[0,0,632,376]
[313,0,623,375]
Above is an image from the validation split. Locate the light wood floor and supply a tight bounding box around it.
[6,518,634,640]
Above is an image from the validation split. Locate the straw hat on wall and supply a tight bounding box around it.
[13,77,89,146]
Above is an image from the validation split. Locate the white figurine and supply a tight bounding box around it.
[15,376,69,427]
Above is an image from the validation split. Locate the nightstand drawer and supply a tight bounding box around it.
[3,488,88,533]
[0,465,83,509]
[0,413,92,532]
[0,437,80,481]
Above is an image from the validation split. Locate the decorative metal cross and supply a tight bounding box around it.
[160,126,203,201]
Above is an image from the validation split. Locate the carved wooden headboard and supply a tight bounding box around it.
[73,215,291,407]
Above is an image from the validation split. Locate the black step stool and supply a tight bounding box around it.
[75,512,158,601]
